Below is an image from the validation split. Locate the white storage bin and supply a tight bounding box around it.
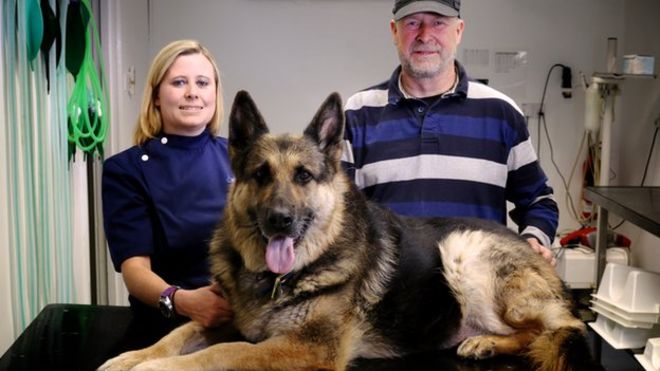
[555,247,629,289]
[589,315,660,349]
[593,263,660,314]
[634,337,660,371]
[591,300,657,329]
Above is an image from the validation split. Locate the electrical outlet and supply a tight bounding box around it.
[521,103,541,117]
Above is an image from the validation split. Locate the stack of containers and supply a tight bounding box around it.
[589,263,660,351]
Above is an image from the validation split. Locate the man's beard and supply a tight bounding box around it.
[399,48,454,79]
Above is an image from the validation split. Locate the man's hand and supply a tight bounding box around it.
[527,238,556,266]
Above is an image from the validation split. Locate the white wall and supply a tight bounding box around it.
[618,0,660,273]
[149,0,398,137]
[102,0,659,291]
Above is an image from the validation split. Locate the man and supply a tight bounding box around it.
[342,0,558,264]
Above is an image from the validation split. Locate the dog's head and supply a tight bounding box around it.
[225,91,348,274]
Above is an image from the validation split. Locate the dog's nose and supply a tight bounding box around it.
[267,209,293,232]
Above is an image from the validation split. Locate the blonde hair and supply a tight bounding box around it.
[133,40,224,145]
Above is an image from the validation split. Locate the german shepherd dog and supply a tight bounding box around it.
[99,92,602,371]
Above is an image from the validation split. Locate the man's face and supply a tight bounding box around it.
[391,12,464,79]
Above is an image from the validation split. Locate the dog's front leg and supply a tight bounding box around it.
[130,334,340,371]
[97,321,206,371]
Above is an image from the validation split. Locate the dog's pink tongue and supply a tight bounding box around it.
[266,236,295,274]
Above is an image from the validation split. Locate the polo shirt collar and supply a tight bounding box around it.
[387,61,469,104]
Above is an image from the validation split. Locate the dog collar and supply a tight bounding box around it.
[270,272,294,300]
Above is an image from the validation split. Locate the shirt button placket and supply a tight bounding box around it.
[417,105,428,133]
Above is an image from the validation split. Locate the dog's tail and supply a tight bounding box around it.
[527,327,604,371]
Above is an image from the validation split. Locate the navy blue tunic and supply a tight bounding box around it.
[102,130,232,301]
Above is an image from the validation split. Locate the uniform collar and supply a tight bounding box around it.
[155,128,212,150]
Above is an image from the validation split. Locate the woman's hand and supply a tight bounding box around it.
[173,284,233,327]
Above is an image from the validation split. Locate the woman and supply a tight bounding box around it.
[102,40,233,338]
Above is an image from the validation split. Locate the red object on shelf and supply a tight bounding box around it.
[560,227,597,246]
[560,227,631,248]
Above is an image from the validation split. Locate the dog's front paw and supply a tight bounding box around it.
[97,350,151,371]
[456,336,497,359]
[129,358,172,371]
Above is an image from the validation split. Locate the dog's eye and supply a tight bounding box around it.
[294,168,313,184]
[253,164,271,185]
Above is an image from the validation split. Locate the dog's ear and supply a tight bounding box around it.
[304,92,344,159]
[228,90,269,152]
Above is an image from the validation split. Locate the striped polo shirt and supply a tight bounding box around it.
[341,62,558,246]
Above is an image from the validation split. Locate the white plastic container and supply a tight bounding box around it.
[591,300,658,329]
[589,315,660,349]
[555,247,629,289]
[591,298,660,325]
[634,337,660,371]
[593,263,660,314]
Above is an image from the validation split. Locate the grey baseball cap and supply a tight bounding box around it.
[392,0,460,20]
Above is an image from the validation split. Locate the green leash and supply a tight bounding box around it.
[65,0,108,161]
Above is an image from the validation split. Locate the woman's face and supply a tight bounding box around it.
[155,53,216,136]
